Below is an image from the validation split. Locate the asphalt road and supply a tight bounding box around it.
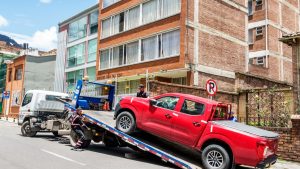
[0,120,299,169]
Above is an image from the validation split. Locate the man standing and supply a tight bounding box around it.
[136,84,148,98]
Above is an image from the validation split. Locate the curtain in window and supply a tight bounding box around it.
[102,18,111,38]
[142,36,158,61]
[88,39,97,62]
[126,41,139,64]
[127,6,140,29]
[162,30,180,57]
[100,49,110,70]
[112,46,124,67]
[113,14,120,34]
[142,0,157,24]
[162,0,180,18]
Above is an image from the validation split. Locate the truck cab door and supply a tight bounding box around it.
[171,99,208,147]
[19,93,34,124]
[142,96,180,140]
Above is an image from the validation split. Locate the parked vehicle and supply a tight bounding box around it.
[19,90,71,137]
[114,93,279,169]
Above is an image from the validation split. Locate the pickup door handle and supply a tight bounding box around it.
[165,114,172,119]
[193,122,201,127]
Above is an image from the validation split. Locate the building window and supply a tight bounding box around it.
[15,68,22,80]
[67,43,85,67]
[126,6,140,30]
[248,29,254,44]
[66,69,84,86]
[126,41,139,64]
[87,67,96,82]
[250,56,266,67]
[100,29,180,70]
[101,18,111,38]
[88,39,97,62]
[117,79,140,95]
[90,10,99,35]
[171,77,187,85]
[103,0,120,8]
[161,30,180,58]
[100,49,110,70]
[248,0,253,15]
[142,36,158,61]
[142,0,158,24]
[68,17,87,42]
[101,0,181,39]
[256,27,263,36]
[257,56,265,65]
[256,0,262,6]
[161,0,181,18]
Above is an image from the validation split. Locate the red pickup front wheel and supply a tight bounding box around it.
[202,144,231,169]
[116,111,136,134]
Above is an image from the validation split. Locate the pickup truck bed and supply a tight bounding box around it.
[83,111,203,169]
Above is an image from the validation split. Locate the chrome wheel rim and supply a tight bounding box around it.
[207,150,224,168]
[119,116,131,130]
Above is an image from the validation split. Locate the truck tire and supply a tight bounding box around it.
[69,129,91,149]
[102,132,119,147]
[201,144,231,169]
[21,121,37,137]
[116,111,136,134]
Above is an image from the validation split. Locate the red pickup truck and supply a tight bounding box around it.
[114,93,279,169]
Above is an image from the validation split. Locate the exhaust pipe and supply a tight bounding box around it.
[58,129,71,136]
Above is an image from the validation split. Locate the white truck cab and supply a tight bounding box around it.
[18,90,68,125]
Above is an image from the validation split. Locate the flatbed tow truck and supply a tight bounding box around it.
[65,80,202,169]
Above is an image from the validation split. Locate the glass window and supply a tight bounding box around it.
[127,6,140,30]
[15,68,22,80]
[90,10,99,35]
[67,43,85,67]
[126,41,139,64]
[22,93,33,106]
[88,39,97,62]
[181,100,205,115]
[103,0,120,8]
[101,18,111,38]
[142,36,158,61]
[112,45,124,67]
[142,0,158,24]
[248,29,254,44]
[156,96,179,110]
[66,71,75,84]
[45,95,60,101]
[248,0,253,15]
[162,30,180,57]
[161,0,181,18]
[100,49,110,70]
[87,67,96,82]
[113,12,125,34]
[68,17,87,42]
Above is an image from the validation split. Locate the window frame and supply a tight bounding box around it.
[22,93,33,106]
[256,27,263,36]
[15,68,22,81]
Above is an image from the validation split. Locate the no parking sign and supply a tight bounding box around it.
[206,79,217,96]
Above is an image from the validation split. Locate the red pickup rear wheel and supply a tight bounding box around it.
[202,144,231,169]
[116,111,136,134]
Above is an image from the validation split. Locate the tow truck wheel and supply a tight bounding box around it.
[116,111,136,134]
[202,144,231,169]
[21,121,37,137]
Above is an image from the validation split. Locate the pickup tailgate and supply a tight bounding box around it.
[212,121,279,139]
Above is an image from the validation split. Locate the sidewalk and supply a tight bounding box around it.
[0,116,18,124]
[271,159,300,169]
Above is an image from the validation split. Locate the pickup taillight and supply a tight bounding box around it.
[257,141,275,160]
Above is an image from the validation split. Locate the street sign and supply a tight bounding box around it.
[2,91,10,99]
[206,79,217,96]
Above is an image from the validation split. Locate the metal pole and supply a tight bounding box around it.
[146,69,149,92]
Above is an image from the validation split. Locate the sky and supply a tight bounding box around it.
[0,0,98,51]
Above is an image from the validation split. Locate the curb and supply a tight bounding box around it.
[0,117,18,124]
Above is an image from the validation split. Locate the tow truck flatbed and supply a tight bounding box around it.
[82,111,202,169]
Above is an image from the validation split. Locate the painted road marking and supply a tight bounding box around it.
[41,149,86,166]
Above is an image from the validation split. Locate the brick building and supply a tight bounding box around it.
[55,4,99,93]
[97,0,248,101]
[248,0,299,83]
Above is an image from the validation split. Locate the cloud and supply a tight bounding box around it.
[40,0,52,4]
[0,26,57,51]
[0,15,8,27]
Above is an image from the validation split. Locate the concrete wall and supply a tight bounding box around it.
[24,55,56,92]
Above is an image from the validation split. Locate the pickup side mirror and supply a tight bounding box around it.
[149,99,157,106]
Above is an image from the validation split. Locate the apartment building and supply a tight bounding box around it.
[2,54,56,119]
[97,0,248,100]
[248,0,299,83]
[55,4,99,93]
